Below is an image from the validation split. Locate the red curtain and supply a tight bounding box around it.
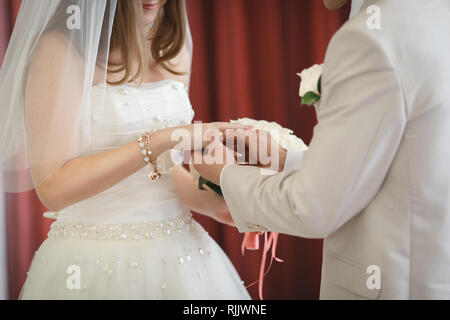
[1,0,349,300]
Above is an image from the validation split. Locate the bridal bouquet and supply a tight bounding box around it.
[189,118,308,194]
[189,118,308,299]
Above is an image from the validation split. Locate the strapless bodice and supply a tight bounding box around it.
[55,80,195,224]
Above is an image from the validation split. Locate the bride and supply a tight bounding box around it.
[0,0,250,299]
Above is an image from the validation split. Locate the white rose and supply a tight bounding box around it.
[233,118,258,127]
[279,134,308,151]
[231,119,308,152]
[297,64,323,97]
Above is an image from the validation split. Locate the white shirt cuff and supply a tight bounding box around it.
[219,164,252,233]
[283,150,305,172]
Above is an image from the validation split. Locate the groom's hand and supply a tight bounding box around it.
[224,128,288,171]
[192,140,237,186]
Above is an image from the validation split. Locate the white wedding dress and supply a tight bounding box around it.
[20,79,251,300]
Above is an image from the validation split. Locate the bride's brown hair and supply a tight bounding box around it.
[108,0,187,85]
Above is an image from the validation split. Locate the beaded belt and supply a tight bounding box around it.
[47,212,193,241]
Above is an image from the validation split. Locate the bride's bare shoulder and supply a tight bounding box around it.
[27,31,85,90]
[30,31,80,65]
[176,44,191,69]
[34,31,67,52]
[165,44,191,86]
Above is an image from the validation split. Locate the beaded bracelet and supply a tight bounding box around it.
[137,130,161,182]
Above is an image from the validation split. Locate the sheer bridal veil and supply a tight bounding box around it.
[0,0,192,193]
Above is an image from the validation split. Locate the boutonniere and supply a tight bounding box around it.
[297,64,323,106]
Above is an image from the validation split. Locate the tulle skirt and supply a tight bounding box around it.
[20,219,250,300]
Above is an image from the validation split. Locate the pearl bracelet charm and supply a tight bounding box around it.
[137,134,152,165]
[138,130,161,182]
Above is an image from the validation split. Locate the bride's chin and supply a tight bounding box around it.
[143,10,159,26]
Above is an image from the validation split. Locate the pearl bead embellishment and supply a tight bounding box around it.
[47,212,192,241]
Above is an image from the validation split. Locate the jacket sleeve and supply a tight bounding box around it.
[221,25,407,238]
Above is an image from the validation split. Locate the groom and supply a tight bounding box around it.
[194,0,450,299]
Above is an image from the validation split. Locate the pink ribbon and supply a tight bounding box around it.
[241,231,283,300]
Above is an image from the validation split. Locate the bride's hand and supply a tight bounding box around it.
[172,164,235,228]
[202,189,235,227]
[158,122,252,152]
